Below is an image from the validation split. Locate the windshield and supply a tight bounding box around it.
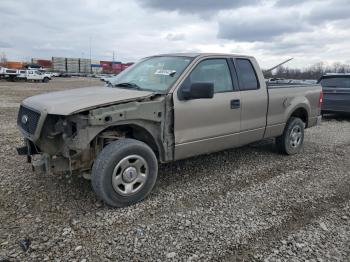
[111,56,192,92]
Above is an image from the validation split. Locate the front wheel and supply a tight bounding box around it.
[42,77,49,83]
[276,117,305,155]
[91,138,158,207]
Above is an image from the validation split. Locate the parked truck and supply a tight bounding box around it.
[17,69,51,82]
[1,68,51,82]
[0,66,6,79]
[318,73,350,114]
[3,68,19,81]
[16,53,323,207]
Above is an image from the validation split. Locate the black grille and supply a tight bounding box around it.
[17,106,41,135]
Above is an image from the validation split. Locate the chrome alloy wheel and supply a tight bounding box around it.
[111,155,148,196]
[289,125,302,148]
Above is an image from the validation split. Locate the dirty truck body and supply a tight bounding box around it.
[17,53,323,207]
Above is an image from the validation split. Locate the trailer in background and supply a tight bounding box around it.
[31,59,52,69]
[52,57,67,72]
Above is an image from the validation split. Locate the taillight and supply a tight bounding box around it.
[318,91,323,108]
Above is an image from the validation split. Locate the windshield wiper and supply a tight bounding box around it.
[114,82,142,90]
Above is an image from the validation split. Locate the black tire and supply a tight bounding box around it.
[276,117,305,155]
[42,77,49,83]
[91,138,158,207]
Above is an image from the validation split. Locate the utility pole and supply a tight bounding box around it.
[89,37,92,73]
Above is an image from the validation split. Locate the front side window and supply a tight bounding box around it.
[236,59,259,90]
[189,59,233,93]
[111,56,192,93]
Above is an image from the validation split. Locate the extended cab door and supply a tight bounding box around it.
[233,58,268,145]
[173,57,241,160]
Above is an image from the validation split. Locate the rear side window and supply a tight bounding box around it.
[236,59,259,90]
[320,77,350,88]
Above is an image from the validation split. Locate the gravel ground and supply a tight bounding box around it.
[0,78,349,261]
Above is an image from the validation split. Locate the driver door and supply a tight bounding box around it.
[173,58,241,160]
[27,71,34,80]
[33,71,41,80]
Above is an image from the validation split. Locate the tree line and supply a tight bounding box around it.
[263,62,350,80]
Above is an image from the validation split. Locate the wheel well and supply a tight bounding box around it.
[290,108,308,127]
[98,124,160,159]
[127,125,160,158]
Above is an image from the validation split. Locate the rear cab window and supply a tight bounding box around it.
[235,58,260,91]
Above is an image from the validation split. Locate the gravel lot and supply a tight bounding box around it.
[0,78,349,261]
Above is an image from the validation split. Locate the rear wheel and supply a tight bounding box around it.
[42,77,49,83]
[276,117,305,155]
[91,138,158,207]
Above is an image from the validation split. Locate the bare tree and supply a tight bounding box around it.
[264,62,350,80]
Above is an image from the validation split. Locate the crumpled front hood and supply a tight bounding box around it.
[22,86,154,115]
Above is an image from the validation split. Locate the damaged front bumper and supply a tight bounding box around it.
[17,139,85,176]
[17,139,68,175]
[31,154,50,174]
[17,141,50,174]
[16,139,39,163]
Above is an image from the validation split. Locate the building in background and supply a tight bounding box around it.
[2,56,134,74]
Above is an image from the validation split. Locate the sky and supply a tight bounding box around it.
[0,0,350,68]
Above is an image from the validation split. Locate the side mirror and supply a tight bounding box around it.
[180,82,214,100]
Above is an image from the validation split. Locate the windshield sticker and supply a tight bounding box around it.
[154,69,176,76]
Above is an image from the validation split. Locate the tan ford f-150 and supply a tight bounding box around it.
[17,53,323,207]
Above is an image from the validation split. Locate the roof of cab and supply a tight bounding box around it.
[150,53,253,59]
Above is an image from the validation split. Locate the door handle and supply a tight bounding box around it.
[230,99,240,109]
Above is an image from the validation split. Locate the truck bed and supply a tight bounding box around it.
[265,83,322,138]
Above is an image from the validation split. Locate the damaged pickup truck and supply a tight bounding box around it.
[17,53,323,207]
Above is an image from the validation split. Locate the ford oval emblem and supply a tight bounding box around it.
[21,115,29,125]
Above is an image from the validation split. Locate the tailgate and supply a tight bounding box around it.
[323,87,350,112]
